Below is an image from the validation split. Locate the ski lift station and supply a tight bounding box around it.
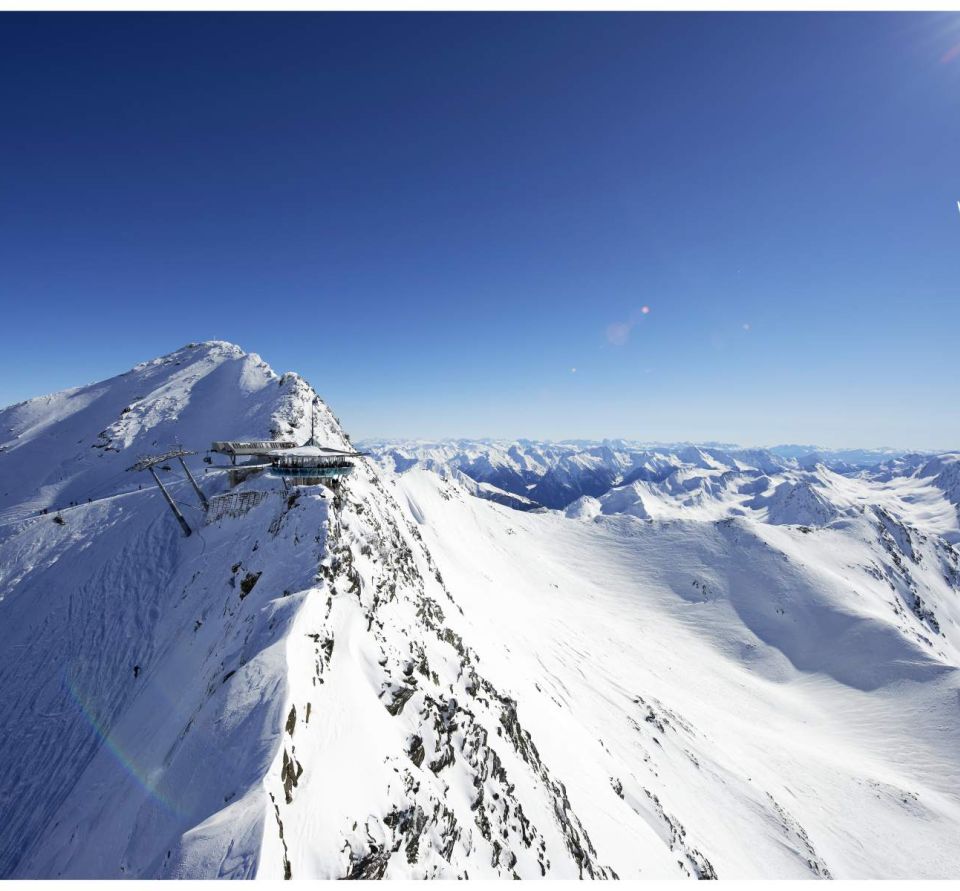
[127,438,365,537]
[126,395,367,536]
[209,439,366,485]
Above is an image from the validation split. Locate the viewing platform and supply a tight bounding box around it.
[269,445,363,483]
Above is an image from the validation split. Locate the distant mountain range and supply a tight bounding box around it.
[361,439,957,525]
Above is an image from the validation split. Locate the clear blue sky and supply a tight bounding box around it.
[2,13,958,448]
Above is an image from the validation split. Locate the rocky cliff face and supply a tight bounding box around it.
[260,462,616,879]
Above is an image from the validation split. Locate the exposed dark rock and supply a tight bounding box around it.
[239,571,262,598]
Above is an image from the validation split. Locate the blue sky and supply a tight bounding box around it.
[1,13,958,448]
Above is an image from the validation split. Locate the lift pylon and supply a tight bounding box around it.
[127,447,206,537]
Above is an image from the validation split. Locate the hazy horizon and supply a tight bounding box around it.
[3,338,956,455]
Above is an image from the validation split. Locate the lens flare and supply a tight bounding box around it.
[64,670,184,816]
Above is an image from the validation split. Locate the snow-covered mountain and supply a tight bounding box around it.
[2,343,959,879]
[364,439,959,529]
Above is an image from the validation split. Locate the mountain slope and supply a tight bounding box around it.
[0,342,340,877]
[389,467,960,879]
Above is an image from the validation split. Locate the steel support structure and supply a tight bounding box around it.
[178,455,209,510]
[148,466,192,537]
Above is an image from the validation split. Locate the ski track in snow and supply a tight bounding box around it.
[0,341,958,879]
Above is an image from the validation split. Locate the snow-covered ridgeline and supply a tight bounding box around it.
[1,342,959,879]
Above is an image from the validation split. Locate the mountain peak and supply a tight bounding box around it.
[0,343,347,522]
[133,339,248,368]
